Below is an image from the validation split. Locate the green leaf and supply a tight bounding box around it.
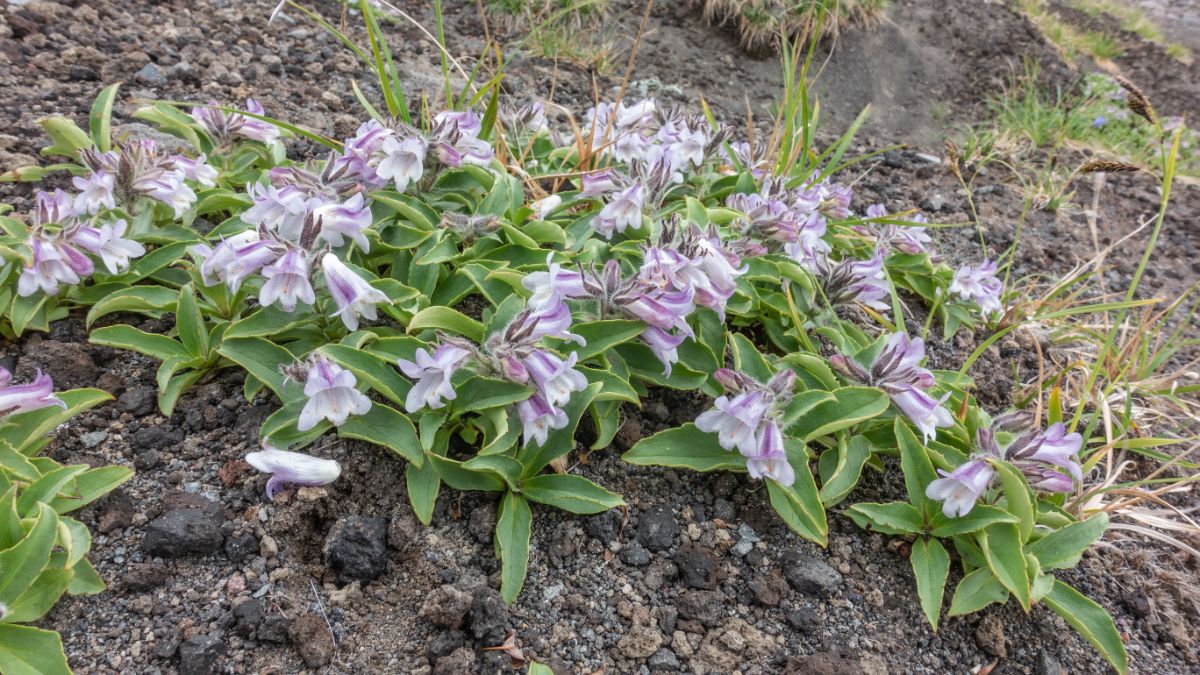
[427,454,506,492]
[90,324,190,361]
[157,368,204,417]
[66,558,105,596]
[225,305,312,339]
[980,522,1031,610]
[406,458,440,526]
[39,115,92,159]
[48,466,132,515]
[2,564,73,624]
[516,383,600,477]
[848,500,926,536]
[55,517,91,569]
[896,418,938,517]
[947,567,1009,616]
[781,390,836,433]
[1,389,111,456]
[496,491,532,604]
[121,241,194,281]
[729,333,774,382]
[451,377,533,414]
[217,337,294,400]
[766,467,828,546]
[1044,580,1128,674]
[462,455,524,492]
[0,623,71,675]
[818,435,872,506]
[521,474,624,515]
[622,424,747,472]
[0,503,57,606]
[407,306,484,342]
[564,320,645,362]
[616,343,708,389]
[17,466,87,518]
[910,537,950,630]
[579,366,639,405]
[1028,513,1109,570]
[85,285,177,327]
[7,293,47,337]
[337,404,422,467]
[991,458,1036,542]
[89,82,121,152]
[176,284,209,358]
[792,387,890,441]
[930,505,1019,538]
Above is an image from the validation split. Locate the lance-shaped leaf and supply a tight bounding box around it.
[910,537,950,630]
[1043,580,1128,674]
[496,491,532,604]
[623,424,748,473]
[521,474,624,515]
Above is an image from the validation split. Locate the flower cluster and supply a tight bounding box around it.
[17,190,146,297]
[75,139,215,217]
[191,98,282,145]
[831,331,953,442]
[696,368,799,486]
[399,304,589,447]
[290,353,373,431]
[950,260,1003,316]
[925,422,1083,517]
[860,204,936,257]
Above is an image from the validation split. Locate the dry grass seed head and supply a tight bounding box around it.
[1114,74,1158,126]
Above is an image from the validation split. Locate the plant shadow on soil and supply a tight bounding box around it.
[1,0,1199,672]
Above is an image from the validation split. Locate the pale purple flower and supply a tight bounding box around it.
[321,253,389,331]
[298,355,372,431]
[313,193,372,252]
[431,110,493,167]
[1006,421,1083,490]
[680,232,745,318]
[623,285,695,337]
[397,343,473,413]
[34,189,77,225]
[71,171,116,214]
[641,325,687,375]
[134,171,196,218]
[259,247,315,311]
[586,100,657,163]
[518,298,586,346]
[840,250,891,311]
[192,98,280,144]
[70,219,146,274]
[1025,468,1074,493]
[871,332,935,389]
[656,116,710,169]
[593,183,644,238]
[530,194,562,220]
[746,419,794,486]
[376,134,427,192]
[17,234,93,297]
[245,445,342,500]
[695,389,770,456]
[579,169,621,198]
[191,231,257,287]
[950,260,1003,315]
[243,183,311,242]
[523,253,587,313]
[0,368,65,419]
[517,392,568,448]
[215,238,281,292]
[891,384,955,444]
[925,457,995,518]
[171,155,218,188]
[522,349,587,409]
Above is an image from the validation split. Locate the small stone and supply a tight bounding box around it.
[1035,648,1065,675]
[636,505,678,552]
[920,194,946,212]
[426,630,466,663]
[781,550,842,598]
[290,612,336,668]
[468,502,496,544]
[648,648,680,671]
[97,489,135,533]
[325,516,388,584]
[178,635,225,675]
[675,590,725,627]
[975,614,1007,658]
[142,504,225,557]
[80,430,108,448]
[674,544,719,589]
[468,587,510,643]
[135,62,167,86]
[117,387,156,416]
[258,616,291,643]
[389,512,419,550]
[748,571,788,607]
[68,65,99,81]
[619,541,651,566]
[419,585,473,629]
[786,606,818,631]
[618,625,663,659]
[224,532,259,563]
[585,508,623,542]
[234,598,265,636]
[433,647,475,675]
[120,562,168,592]
[133,450,161,470]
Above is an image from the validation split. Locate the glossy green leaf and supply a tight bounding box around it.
[90,324,190,361]
[217,337,294,400]
[88,82,121,152]
[407,306,484,342]
[818,435,872,506]
[1028,513,1109,571]
[622,424,747,473]
[766,466,828,546]
[406,458,440,526]
[176,284,209,358]
[521,474,624,514]
[896,419,938,517]
[792,387,890,441]
[452,377,533,414]
[980,522,1031,610]
[85,286,177,327]
[846,501,925,535]
[337,404,422,467]
[564,320,645,362]
[910,537,950,630]
[729,333,774,382]
[496,491,532,604]
[0,503,57,606]
[991,459,1035,542]
[929,505,1019,538]
[0,623,71,675]
[1044,580,1128,674]
[947,567,1009,616]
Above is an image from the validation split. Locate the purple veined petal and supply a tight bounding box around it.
[223,239,282,293]
[517,392,569,448]
[523,253,588,313]
[593,183,644,239]
[192,230,258,287]
[171,154,219,187]
[521,349,587,409]
[1023,422,1084,482]
[950,260,1004,316]
[0,369,65,419]
[244,446,341,501]
[640,326,686,376]
[924,458,995,518]
[243,182,311,241]
[298,355,372,430]
[1022,466,1074,493]
[520,298,586,346]
[71,171,117,215]
[695,390,769,456]
[259,247,315,312]
[889,384,954,444]
[579,169,621,198]
[376,134,427,192]
[35,188,77,226]
[314,193,373,253]
[237,98,282,143]
[18,235,87,297]
[396,343,472,413]
[320,253,389,331]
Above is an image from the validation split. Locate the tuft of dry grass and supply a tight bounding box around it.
[694,0,887,52]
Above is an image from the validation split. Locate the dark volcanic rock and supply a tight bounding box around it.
[224,532,259,563]
[749,570,789,607]
[290,612,336,668]
[636,505,678,552]
[119,562,169,592]
[674,544,719,589]
[433,647,475,675]
[620,541,652,566]
[469,587,511,643]
[178,635,226,675]
[675,590,725,627]
[258,616,291,644]
[117,386,156,416]
[96,489,135,533]
[426,630,466,663]
[325,515,388,584]
[419,585,473,629]
[19,340,96,389]
[781,550,842,598]
[585,508,623,542]
[142,497,226,557]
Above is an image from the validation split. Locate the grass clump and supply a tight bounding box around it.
[696,0,887,52]
[1069,0,1193,61]
[486,0,622,70]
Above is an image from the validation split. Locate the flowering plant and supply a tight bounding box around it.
[0,5,1142,671]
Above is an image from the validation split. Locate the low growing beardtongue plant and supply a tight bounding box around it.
[0,36,1134,668]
